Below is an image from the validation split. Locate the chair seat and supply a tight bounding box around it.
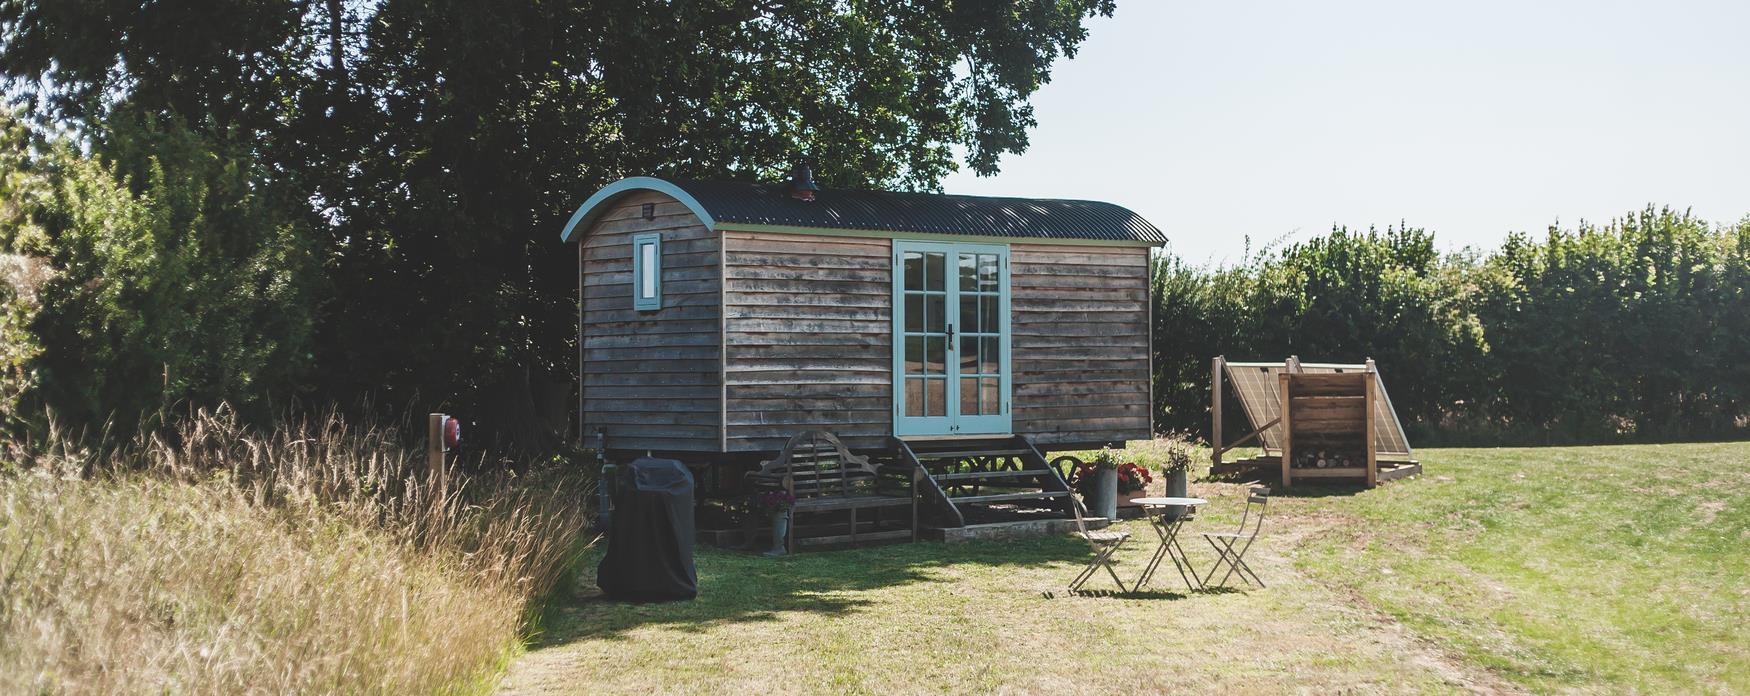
[1202,531,1250,539]
[1078,530,1130,543]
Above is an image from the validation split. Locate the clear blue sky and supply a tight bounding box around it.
[940,0,1750,264]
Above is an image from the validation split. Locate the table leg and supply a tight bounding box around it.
[1133,511,1173,591]
[1165,526,1203,591]
[1134,528,1165,590]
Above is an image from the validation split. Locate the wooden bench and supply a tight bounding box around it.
[746,431,919,552]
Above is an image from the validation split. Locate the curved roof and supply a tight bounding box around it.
[560,176,1165,245]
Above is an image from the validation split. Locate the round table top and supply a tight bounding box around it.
[1131,496,1208,507]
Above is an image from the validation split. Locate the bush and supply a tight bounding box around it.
[1152,211,1750,445]
[1,111,320,434]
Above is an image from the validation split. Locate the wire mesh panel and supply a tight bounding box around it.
[1223,362,1289,454]
[1370,374,1413,460]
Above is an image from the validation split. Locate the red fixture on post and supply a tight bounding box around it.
[443,416,462,450]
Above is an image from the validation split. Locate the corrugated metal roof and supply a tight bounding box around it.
[668,179,1165,244]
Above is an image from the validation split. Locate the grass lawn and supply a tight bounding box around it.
[499,442,1749,695]
[1298,442,1750,694]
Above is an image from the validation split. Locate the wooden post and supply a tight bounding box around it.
[1364,362,1379,488]
[1211,356,1224,468]
[1278,373,1293,488]
[427,413,447,500]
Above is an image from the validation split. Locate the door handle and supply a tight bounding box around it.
[947,323,955,345]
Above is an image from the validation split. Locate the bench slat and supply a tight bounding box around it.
[795,495,915,512]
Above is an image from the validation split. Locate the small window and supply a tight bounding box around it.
[632,233,661,310]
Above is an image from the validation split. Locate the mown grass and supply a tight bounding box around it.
[0,409,591,694]
[1297,442,1750,694]
[505,440,1748,695]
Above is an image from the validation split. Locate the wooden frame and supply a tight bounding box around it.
[1280,371,1374,488]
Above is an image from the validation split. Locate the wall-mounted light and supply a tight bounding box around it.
[789,162,820,202]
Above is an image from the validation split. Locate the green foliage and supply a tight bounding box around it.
[1153,210,1750,445]
[4,113,319,428]
[1469,208,1750,440]
[1,0,1115,442]
[0,112,49,439]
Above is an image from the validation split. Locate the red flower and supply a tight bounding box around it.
[1115,462,1152,493]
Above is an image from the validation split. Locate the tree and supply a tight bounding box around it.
[1,112,319,429]
[1,1,1118,441]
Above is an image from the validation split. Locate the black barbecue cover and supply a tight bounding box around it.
[596,457,697,601]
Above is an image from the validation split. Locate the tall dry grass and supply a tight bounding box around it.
[0,407,592,694]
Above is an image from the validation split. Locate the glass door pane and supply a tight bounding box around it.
[900,249,949,420]
[956,251,1003,417]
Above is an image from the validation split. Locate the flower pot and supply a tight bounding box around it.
[1165,467,1190,519]
[1083,467,1118,520]
[1117,489,1150,508]
[764,509,791,557]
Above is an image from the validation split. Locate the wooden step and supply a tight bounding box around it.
[932,469,1044,482]
[910,447,1032,460]
[949,490,1070,505]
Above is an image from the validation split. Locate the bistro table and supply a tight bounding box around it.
[1129,497,1209,592]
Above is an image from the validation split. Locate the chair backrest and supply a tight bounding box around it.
[1232,487,1269,539]
[1067,493,1101,549]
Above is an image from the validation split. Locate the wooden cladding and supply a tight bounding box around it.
[721,231,893,452]
[579,191,722,452]
[1010,244,1152,445]
[580,210,1157,454]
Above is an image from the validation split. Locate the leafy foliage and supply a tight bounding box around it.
[0,0,1115,442]
[1469,208,1750,440]
[1153,211,1750,445]
[0,111,319,429]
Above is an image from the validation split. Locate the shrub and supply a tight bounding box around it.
[1150,212,1750,445]
[1,112,320,434]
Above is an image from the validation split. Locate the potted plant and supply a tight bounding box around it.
[1068,445,1122,520]
[1162,440,1194,519]
[1116,462,1154,507]
[753,490,796,557]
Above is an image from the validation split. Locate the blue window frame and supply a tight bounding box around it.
[632,232,661,311]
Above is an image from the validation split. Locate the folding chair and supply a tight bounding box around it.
[1201,487,1269,588]
[1067,492,1130,594]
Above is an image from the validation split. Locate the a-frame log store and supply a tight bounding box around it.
[1210,355,1420,488]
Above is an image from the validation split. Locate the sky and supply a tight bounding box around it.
[939,0,1750,264]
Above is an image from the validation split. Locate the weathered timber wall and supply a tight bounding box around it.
[580,191,723,452]
[720,231,894,452]
[1010,243,1153,446]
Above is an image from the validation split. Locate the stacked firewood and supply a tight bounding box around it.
[1291,449,1361,469]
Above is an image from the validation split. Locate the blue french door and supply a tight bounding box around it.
[892,241,1012,436]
